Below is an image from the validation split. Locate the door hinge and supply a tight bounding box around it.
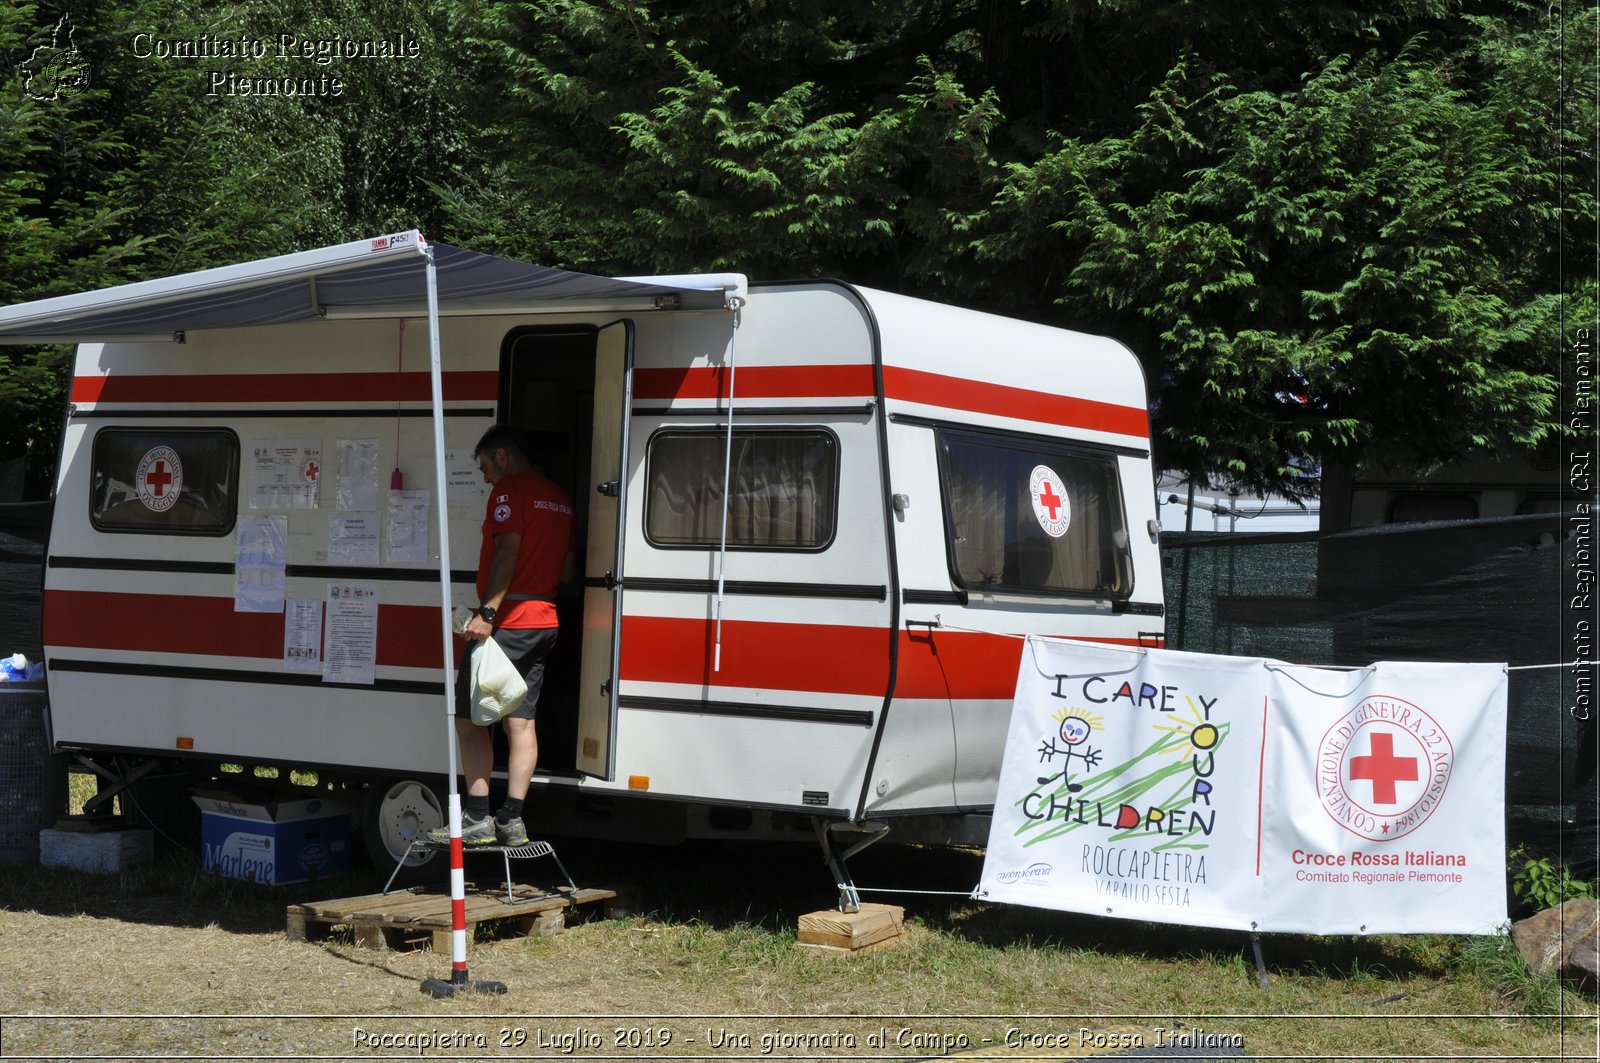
[597,480,619,497]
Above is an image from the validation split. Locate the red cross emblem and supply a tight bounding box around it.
[1038,480,1062,520]
[145,460,173,497]
[1029,464,1072,538]
[1317,695,1453,841]
[135,446,183,513]
[1349,731,1419,805]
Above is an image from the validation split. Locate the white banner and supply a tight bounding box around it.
[978,640,1507,935]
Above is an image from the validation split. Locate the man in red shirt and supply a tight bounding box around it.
[445,424,576,846]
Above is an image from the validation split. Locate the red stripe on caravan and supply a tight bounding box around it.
[69,371,499,405]
[618,614,1156,701]
[619,615,891,695]
[894,629,1157,699]
[882,366,1149,438]
[43,590,450,669]
[633,364,873,402]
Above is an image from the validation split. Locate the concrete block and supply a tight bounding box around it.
[40,827,153,874]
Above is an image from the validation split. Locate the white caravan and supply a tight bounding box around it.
[0,233,1164,889]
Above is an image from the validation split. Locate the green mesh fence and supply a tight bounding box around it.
[1163,512,1594,871]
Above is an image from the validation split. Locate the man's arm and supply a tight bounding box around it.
[464,531,521,641]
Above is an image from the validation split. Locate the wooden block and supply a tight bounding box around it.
[796,903,904,951]
[353,923,390,950]
[284,908,328,943]
[797,932,911,957]
[521,909,565,937]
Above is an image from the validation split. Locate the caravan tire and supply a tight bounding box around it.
[362,778,444,875]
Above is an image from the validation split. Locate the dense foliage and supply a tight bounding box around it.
[1,0,1593,498]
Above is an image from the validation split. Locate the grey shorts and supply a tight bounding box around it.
[455,626,558,722]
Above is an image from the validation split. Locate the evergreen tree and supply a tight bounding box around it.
[447,0,1591,499]
[0,0,1588,500]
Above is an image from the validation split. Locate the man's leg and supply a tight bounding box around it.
[491,627,552,846]
[502,716,539,802]
[427,716,495,845]
[455,717,494,798]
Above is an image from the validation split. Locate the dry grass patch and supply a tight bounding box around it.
[1,837,1595,1058]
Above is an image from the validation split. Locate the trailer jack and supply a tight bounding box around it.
[73,755,162,817]
[812,818,890,913]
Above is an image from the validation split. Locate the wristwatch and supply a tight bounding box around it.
[476,604,498,623]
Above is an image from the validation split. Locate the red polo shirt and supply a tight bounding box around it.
[478,469,575,629]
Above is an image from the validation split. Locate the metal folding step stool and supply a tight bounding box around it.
[383,838,577,904]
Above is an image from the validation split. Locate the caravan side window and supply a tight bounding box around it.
[90,428,240,535]
[645,429,838,551]
[936,429,1133,598]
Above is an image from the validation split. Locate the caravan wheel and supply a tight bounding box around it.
[363,778,443,871]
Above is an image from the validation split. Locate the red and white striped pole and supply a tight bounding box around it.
[417,237,505,998]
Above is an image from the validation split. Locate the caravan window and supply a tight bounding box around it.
[937,430,1133,598]
[90,429,239,535]
[645,429,837,550]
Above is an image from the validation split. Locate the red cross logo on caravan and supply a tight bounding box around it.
[1316,694,1455,841]
[135,446,183,512]
[1029,464,1072,538]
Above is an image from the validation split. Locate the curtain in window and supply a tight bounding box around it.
[92,429,239,533]
[941,434,1130,597]
[647,431,836,549]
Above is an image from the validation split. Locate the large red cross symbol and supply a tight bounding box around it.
[145,460,173,497]
[1349,731,1419,805]
[1038,480,1062,520]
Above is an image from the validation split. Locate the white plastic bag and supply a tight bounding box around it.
[451,608,528,724]
[469,636,528,725]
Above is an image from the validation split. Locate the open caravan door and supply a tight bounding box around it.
[576,320,633,778]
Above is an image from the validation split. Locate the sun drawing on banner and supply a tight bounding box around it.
[1150,698,1221,758]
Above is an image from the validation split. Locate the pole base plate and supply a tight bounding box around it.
[420,976,508,998]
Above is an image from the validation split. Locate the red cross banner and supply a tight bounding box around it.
[978,640,1508,935]
[1259,658,1507,933]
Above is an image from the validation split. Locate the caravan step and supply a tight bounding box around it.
[285,884,618,952]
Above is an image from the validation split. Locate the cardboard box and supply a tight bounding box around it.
[192,791,351,885]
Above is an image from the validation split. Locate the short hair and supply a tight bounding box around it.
[474,424,528,460]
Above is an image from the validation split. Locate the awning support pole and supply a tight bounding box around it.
[417,238,505,998]
[711,297,745,673]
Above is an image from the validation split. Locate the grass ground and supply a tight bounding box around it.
[1,827,1596,1060]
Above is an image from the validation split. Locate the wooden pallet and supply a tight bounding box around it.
[286,883,618,952]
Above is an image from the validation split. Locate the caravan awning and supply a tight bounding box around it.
[0,230,737,344]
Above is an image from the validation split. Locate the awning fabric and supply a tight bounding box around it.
[0,230,727,343]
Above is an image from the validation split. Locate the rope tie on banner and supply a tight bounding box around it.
[1021,634,1143,682]
[1262,663,1377,699]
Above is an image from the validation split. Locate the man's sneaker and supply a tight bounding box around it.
[495,815,530,847]
[425,813,497,848]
